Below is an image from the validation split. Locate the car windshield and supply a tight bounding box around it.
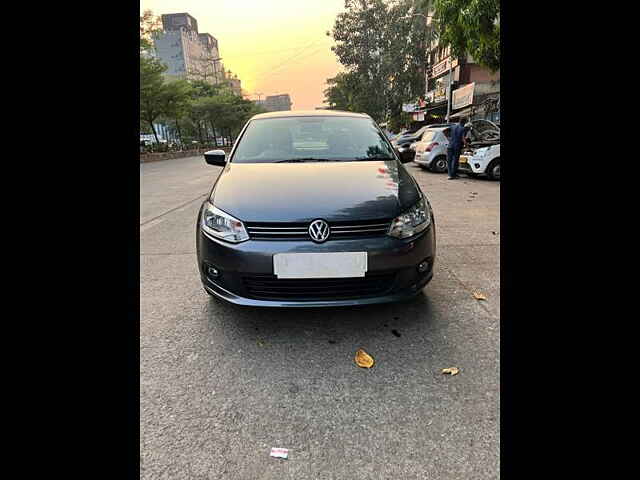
[231,116,396,163]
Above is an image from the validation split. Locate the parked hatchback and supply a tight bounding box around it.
[413,127,452,173]
[196,110,436,307]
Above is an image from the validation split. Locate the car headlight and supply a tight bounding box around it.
[201,202,249,243]
[388,197,431,239]
[475,147,489,157]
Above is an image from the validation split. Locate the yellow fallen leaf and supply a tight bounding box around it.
[472,291,487,301]
[442,367,460,376]
[355,349,375,368]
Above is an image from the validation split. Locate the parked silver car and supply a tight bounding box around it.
[412,127,451,173]
[413,120,500,174]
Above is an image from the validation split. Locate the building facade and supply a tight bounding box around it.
[422,13,500,123]
[258,94,292,112]
[153,13,223,85]
[225,71,242,96]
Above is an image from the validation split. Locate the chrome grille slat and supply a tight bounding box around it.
[331,228,389,234]
[332,223,390,229]
[249,229,309,235]
[245,219,392,241]
[248,226,308,230]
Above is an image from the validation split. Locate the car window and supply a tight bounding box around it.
[442,128,451,139]
[421,131,437,143]
[231,116,396,163]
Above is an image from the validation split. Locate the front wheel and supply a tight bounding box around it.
[431,155,448,173]
[486,158,500,180]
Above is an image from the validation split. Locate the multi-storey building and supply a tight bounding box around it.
[224,70,242,96]
[153,12,223,85]
[422,13,500,123]
[259,94,292,112]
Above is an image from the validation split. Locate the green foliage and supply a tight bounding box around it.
[140,10,162,54]
[140,55,168,142]
[326,0,428,125]
[324,71,366,112]
[433,0,500,72]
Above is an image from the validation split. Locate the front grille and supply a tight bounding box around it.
[245,219,392,241]
[242,272,396,301]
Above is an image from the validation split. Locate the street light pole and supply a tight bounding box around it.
[401,12,455,123]
[446,48,453,122]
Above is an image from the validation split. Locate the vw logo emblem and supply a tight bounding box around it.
[308,219,330,243]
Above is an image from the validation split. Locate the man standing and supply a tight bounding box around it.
[447,117,469,180]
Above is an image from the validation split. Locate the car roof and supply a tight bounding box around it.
[250,109,371,120]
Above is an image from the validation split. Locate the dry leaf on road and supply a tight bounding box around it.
[472,291,487,301]
[442,367,460,376]
[355,349,375,368]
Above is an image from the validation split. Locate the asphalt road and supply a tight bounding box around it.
[140,155,500,479]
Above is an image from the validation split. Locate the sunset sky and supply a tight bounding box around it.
[140,0,347,110]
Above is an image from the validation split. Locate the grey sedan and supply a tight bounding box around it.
[196,110,436,307]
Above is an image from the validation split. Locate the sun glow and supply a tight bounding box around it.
[141,0,346,109]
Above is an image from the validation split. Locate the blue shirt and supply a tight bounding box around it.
[448,123,467,150]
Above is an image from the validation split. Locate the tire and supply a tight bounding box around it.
[431,155,448,173]
[486,158,500,180]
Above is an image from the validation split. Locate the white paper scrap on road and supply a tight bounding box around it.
[270,447,289,459]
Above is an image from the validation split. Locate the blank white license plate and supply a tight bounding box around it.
[273,252,368,279]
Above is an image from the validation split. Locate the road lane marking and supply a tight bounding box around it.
[140,218,165,233]
[140,193,208,227]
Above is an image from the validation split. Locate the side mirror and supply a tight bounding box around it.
[204,149,226,166]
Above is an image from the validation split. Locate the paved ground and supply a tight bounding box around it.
[140,156,500,479]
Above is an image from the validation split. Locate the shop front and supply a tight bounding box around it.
[449,82,500,123]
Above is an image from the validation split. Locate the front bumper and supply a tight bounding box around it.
[196,224,436,307]
[458,154,486,174]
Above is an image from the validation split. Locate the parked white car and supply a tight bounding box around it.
[412,127,451,173]
[414,120,500,177]
[458,144,501,180]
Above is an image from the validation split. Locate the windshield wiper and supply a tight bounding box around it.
[275,158,333,163]
[354,156,395,161]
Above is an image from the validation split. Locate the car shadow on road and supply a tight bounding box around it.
[202,290,440,349]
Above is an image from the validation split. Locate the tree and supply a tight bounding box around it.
[140,56,168,143]
[324,71,364,112]
[327,0,428,125]
[161,79,192,144]
[432,0,500,72]
[140,10,162,54]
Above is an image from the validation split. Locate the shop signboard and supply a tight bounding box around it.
[452,82,475,110]
[433,85,447,103]
[431,57,459,78]
[402,103,419,113]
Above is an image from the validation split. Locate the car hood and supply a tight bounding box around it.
[210,160,421,223]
